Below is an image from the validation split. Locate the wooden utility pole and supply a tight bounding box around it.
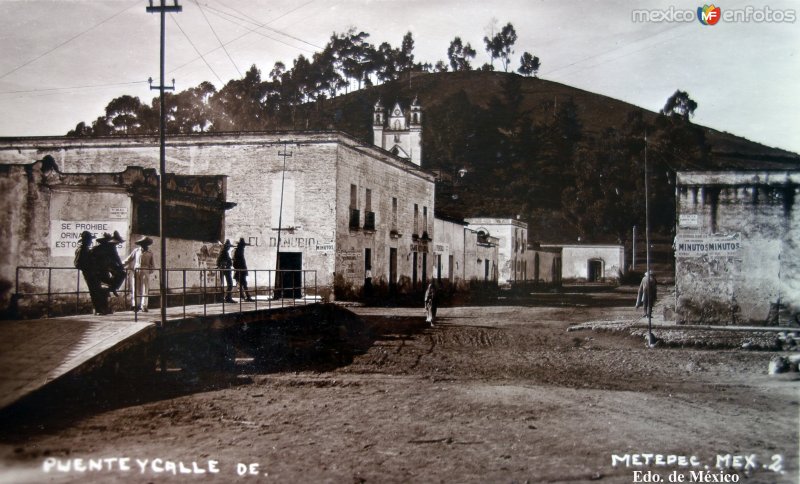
[274,142,292,296]
[146,0,181,332]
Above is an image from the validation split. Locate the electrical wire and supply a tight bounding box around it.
[168,0,318,75]
[193,0,243,77]
[210,0,324,50]
[170,14,225,84]
[0,0,141,82]
[0,80,148,96]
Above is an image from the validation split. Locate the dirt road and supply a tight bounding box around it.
[0,287,797,483]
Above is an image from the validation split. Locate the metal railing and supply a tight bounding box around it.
[13,266,318,320]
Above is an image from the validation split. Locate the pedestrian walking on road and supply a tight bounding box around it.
[123,236,155,312]
[635,271,658,318]
[74,231,110,315]
[424,282,438,326]
[233,237,255,302]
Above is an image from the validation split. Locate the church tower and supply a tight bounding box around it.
[372,98,422,167]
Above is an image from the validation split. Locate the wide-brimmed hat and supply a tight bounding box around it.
[222,239,232,248]
[237,237,250,246]
[79,231,95,241]
[96,232,114,243]
[111,230,125,243]
[135,236,153,246]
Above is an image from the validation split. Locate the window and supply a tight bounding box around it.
[413,204,419,235]
[391,197,398,232]
[365,189,372,212]
[349,184,359,229]
[422,206,428,236]
[350,184,357,209]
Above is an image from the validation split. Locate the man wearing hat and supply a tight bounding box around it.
[216,239,235,303]
[233,237,255,302]
[92,231,127,301]
[74,230,109,315]
[635,271,658,318]
[123,236,155,312]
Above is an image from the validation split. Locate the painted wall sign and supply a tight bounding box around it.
[315,242,334,252]
[679,213,699,227]
[50,220,129,257]
[675,233,741,258]
[268,236,315,248]
[434,243,450,254]
[109,207,128,219]
[338,250,360,261]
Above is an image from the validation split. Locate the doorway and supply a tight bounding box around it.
[587,259,603,282]
[276,252,302,298]
[389,248,397,293]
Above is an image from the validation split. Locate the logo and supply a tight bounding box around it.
[698,4,721,25]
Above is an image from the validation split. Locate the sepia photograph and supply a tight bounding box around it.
[0,0,798,482]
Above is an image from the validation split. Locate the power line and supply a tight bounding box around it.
[0,80,148,96]
[168,0,318,75]
[202,7,317,53]
[0,0,141,82]
[170,14,225,84]
[193,0,243,77]
[211,0,324,50]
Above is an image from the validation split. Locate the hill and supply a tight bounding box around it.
[297,71,799,244]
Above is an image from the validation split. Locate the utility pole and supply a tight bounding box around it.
[147,0,181,333]
[644,130,654,346]
[275,141,292,297]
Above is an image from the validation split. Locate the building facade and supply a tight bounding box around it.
[675,171,799,325]
[464,218,527,284]
[372,99,422,167]
[546,244,625,282]
[433,215,499,287]
[0,156,232,315]
[0,132,435,302]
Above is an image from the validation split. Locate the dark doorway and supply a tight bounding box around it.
[436,254,442,282]
[422,253,427,285]
[534,253,540,283]
[276,252,302,298]
[484,259,490,282]
[587,259,603,282]
[389,248,397,293]
[412,252,418,288]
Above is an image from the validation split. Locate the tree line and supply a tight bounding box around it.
[68,23,540,137]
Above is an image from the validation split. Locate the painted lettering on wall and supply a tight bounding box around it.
[50,220,129,257]
[675,234,741,258]
[268,237,315,249]
[678,213,698,227]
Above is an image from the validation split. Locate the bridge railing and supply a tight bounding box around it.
[12,266,318,320]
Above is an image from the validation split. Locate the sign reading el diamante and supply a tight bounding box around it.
[674,233,741,258]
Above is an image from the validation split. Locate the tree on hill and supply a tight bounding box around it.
[447,37,476,71]
[661,90,697,120]
[484,23,517,72]
[517,52,540,77]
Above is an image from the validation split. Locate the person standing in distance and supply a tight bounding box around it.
[635,271,658,318]
[216,239,234,303]
[123,236,155,312]
[233,237,255,302]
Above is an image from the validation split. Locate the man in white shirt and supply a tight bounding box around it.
[123,236,155,312]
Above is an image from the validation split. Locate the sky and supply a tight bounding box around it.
[0,0,798,153]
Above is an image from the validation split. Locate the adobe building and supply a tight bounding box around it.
[464,218,528,284]
[0,131,436,303]
[675,171,799,325]
[0,156,232,315]
[543,244,625,282]
[523,244,562,285]
[433,215,499,287]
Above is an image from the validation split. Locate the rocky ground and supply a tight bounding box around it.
[0,285,797,483]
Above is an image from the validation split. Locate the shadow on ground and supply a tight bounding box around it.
[0,304,429,440]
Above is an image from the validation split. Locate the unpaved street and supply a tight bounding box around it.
[0,287,797,483]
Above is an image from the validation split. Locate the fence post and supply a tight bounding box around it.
[203,268,207,317]
[182,269,186,320]
[47,268,52,318]
[254,269,258,311]
[76,268,80,315]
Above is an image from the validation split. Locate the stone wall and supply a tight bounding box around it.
[675,171,800,324]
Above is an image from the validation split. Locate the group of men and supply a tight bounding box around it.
[74,231,154,315]
[216,237,254,303]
